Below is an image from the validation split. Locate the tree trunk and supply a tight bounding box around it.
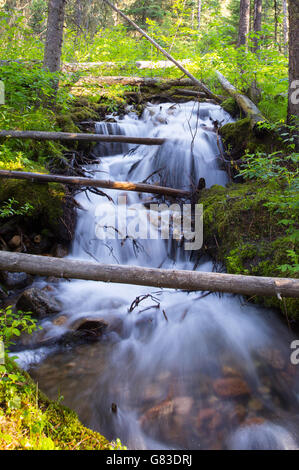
[282,0,288,55]
[43,0,67,73]
[238,0,251,47]
[1,251,298,298]
[253,0,262,51]
[287,0,299,139]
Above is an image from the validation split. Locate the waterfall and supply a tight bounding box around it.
[19,101,299,450]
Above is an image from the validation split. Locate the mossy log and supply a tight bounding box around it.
[0,130,165,146]
[71,76,200,89]
[216,71,265,128]
[0,170,190,198]
[0,251,298,298]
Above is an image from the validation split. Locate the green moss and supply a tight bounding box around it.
[199,181,299,320]
[220,118,283,160]
[55,114,80,133]
[221,98,240,117]
[0,359,110,450]
[0,180,65,233]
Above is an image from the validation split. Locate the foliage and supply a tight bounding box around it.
[0,198,33,219]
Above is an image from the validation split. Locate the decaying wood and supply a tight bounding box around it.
[62,59,192,72]
[172,89,207,98]
[0,170,190,198]
[103,0,220,102]
[70,76,199,89]
[0,130,165,146]
[216,71,265,127]
[0,251,298,298]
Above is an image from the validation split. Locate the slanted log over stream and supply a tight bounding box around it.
[0,251,298,298]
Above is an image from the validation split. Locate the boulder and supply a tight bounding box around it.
[0,271,32,290]
[16,287,61,318]
[68,316,108,341]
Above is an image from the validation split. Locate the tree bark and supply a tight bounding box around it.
[216,71,265,127]
[0,130,165,146]
[103,0,220,101]
[238,0,251,47]
[0,170,190,198]
[43,0,67,73]
[282,0,288,55]
[287,0,299,134]
[0,251,298,298]
[253,0,262,51]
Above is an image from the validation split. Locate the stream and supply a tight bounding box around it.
[16,101,299,450]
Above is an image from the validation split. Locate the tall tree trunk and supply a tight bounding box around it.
[43,0,67,73]
[253,0,262,51]
[197,0,202,30]
[287,0,299,148]
[238,0,251,47]
[283,0,288,55]
[274,0,278,46]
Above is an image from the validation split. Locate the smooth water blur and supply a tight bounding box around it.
[20,101,299,450]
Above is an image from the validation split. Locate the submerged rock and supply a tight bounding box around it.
[16,287,61,318]
[213,377,250,398]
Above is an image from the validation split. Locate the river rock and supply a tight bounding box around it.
[68,316,108,340]
[197,407,222,432]
[16,287,61,318]
[213,377,250,398]
[8,235,21,249]
[51,244,68,258]
[0,285,7,302]
[0,271,32,289]
[257,348,285,370]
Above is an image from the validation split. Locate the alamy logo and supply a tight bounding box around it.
[290,80,299,105]
[0,81,4,105]
[95,196,203,250]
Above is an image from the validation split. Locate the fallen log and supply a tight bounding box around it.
[0,130,165,146]
[0,251,298,298]
[0,170,190,198]
[216,71,265,127]
[62,60,192,72]
[103,0,220,102]
[172,89,207,98]
[70,76,198,89]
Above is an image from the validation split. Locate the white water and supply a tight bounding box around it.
[20,101,299,450]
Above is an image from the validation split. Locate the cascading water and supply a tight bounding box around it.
[17,101,299,450]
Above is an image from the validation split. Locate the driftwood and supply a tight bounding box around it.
[0,130,165,146]
[0,170,190,198]
[216,71,265,127]
[103,0,220,102]
[0,251,298,298]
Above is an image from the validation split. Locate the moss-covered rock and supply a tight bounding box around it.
[0,358,110,450]
[199,181,299,320]
[220,118,284,161]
